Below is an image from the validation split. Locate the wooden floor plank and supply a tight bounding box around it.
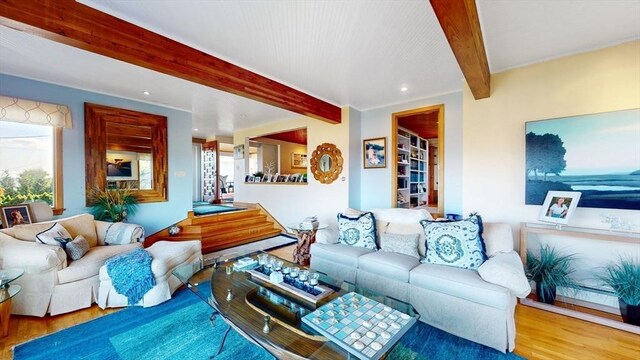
[2,245,638,359]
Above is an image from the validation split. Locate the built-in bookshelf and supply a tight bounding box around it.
[396,127,428,209]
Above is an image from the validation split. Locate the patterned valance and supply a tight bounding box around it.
[0,95,72,128]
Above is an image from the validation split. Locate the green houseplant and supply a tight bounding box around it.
[597,258,640,326]
[526,244,577,304]
[88,187,139,222]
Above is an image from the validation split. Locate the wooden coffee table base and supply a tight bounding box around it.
[0,298,11,337]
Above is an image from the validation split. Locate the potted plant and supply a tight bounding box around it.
[597,258,640,326]
[88,187,139,222]
[526,244,577,304]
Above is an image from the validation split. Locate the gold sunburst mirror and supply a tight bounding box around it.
[310,143,343,184]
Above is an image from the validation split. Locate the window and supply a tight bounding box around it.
[0,121,63,214]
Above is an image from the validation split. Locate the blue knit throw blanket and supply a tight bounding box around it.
[105,248,155,305]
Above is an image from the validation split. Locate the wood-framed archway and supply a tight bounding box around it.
[391,104,445,217]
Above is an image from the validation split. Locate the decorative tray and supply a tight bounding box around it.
[246,265,334,304]
[302,292,416,360]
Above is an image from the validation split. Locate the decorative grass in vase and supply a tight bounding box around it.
[88,187,139,222]
[526,244,577,305]
[598,258,640,326]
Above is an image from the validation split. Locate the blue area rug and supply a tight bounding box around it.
[192,203,244,216]
[14,286,524,360]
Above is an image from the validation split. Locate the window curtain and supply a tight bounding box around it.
[0,95,72,128]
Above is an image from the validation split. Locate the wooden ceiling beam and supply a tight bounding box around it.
[0,0,342,123]
[430,0,491,99]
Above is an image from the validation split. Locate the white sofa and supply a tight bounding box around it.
[0,214,144,316]
[310,208,530,353]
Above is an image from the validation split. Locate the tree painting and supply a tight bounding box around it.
[525,109,640,210]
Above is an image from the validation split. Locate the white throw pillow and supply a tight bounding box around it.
[482,223,514,257]
[478,252,531,298]
[36,223,73,247]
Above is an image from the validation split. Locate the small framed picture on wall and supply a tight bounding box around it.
[234,145,245,160]
[539,191,581,225]
[363,137,386,168]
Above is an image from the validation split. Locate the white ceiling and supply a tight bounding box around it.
[0,1,638,139]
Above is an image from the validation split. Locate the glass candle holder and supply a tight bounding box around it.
[257,253,269,266]
[225,265,233,275]
[309,272,320,286]
[274,259,284,271]
[282,266,291,275]
[290,267,299,278]
[299,270,309,282]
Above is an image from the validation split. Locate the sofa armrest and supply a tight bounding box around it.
[478,251,531,298]
[95,220,145,245]
[0,232,66,273]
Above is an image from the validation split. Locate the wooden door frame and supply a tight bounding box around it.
[391,105,445,217]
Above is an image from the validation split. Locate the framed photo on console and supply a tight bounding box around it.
[539,191,581,225]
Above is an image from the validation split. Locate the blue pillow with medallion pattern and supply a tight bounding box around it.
[337,212,378,250]
[419,213,487,270]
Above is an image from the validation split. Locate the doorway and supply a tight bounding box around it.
[391,105,444,217]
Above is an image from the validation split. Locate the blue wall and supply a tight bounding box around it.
[0,74,193,234]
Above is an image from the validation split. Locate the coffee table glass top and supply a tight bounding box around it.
[0,268,24,289]
[173,251,418,360]
[0,285,21,304]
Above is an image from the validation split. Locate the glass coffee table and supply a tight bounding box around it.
[173,251,418,359]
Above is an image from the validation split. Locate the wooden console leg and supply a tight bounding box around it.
[0,298,11,337]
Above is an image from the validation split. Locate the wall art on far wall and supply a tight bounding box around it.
[363,137,386,168]
[525,108,640,210]
[234,144,245,160]
[291,153,308,168]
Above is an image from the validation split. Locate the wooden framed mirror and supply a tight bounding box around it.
[310,143,343,184]
[85,103,168,204]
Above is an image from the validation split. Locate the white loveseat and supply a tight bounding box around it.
[0,214,144,316]
[310,208,530,353]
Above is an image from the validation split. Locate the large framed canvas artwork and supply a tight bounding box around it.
[525,108,640,210]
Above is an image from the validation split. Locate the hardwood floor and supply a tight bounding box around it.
[2,245,638,359]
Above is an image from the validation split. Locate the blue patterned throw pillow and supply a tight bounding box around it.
[337,212,378,250]
[420,214,487,270]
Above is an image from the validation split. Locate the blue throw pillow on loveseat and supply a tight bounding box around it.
[337,212,378,250]
[419,213,487,270]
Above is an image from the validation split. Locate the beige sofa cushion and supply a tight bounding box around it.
[147,240,202,278]
[13,214,98,247]
[409,263,512,310]
[310,243,374,268]
[358,251,421,283]
[57,242,141,284]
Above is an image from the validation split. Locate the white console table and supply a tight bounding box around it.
[519,222,640,334]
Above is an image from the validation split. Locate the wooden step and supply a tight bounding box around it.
[199,215,268,233]
[189,208,262,225]
[201,228,284,254]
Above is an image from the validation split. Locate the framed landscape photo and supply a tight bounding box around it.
[539,191,581,225]
[291,153,308,168]
[525,108,640,210]
[363,137,386,168]
[0,204,33,228]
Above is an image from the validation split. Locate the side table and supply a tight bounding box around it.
[288,224,328,266]
[0,268,24,337]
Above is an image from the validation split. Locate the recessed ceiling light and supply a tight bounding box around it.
[400,87,408,92]
[142,91,150,95]
[193,128,199,131]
